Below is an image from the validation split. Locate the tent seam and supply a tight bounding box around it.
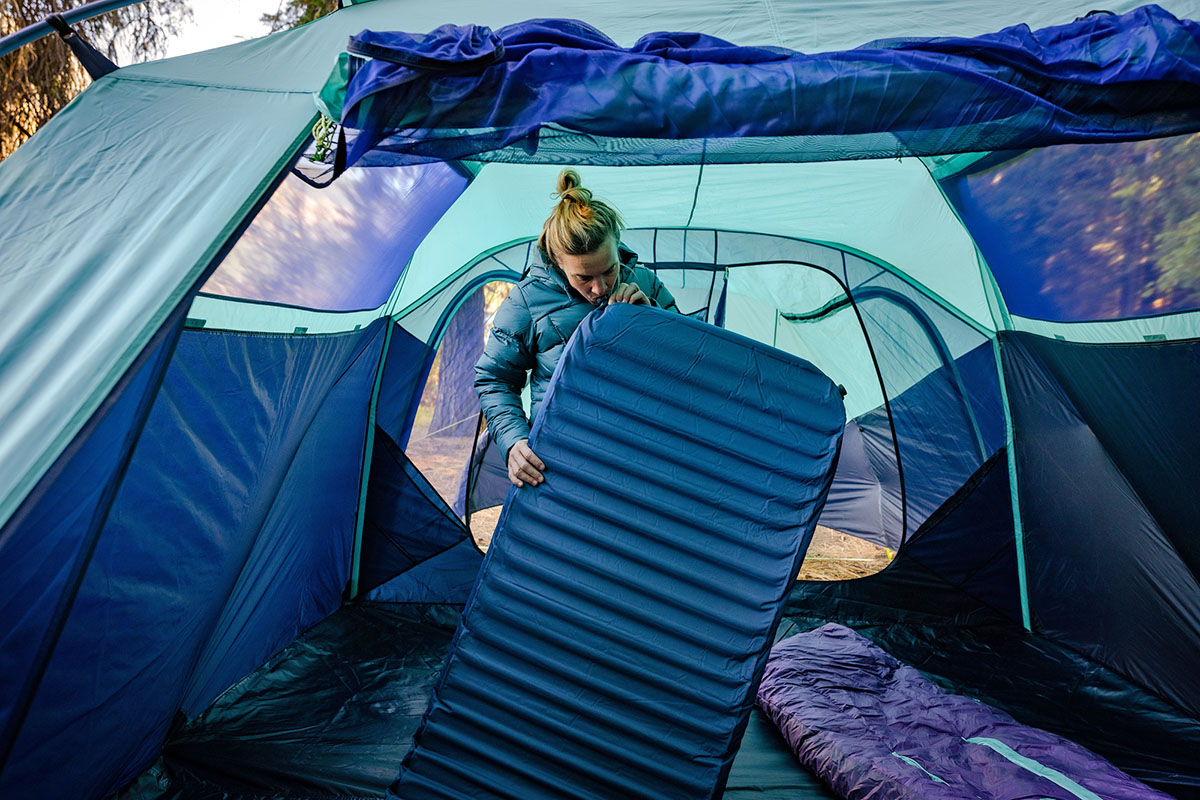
[109,73,314,95]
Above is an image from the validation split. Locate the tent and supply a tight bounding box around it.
[2,0,1200,797]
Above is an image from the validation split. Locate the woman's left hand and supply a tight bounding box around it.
[608,282,649,305]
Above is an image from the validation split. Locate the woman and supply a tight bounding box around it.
[474,168,678,488]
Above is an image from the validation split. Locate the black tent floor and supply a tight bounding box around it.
[114,602,836,800]
[114,598,1200,800]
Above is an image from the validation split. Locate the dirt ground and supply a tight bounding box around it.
[468,507,891,582]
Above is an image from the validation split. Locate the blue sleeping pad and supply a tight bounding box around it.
[391,303,845,800]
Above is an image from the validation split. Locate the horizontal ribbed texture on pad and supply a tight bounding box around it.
[392,304,844,800]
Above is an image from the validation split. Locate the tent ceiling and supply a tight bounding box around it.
[395,160,994,329]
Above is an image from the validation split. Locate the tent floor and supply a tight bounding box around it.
[114,595,1200,800]
[113,602,836,800]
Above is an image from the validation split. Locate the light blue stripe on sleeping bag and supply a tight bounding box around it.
[891,752,948,784]
[965,737,1104,800]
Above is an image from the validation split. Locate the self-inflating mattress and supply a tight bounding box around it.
[390,303,845,800]
[758,623,1173,800]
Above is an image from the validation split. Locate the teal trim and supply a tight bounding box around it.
[349,319,394,599]
[393,238,532,320]
[919,157,1014,332]
[993,336,1032,631]
[977,247,1015,331]
[964,738,1103,800]
[891,752,948,784]
[1013,311,1200,343]
[922,151,996,180]
[429,270,521,348]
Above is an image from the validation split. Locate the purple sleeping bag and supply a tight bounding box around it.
[757,624,1171,800]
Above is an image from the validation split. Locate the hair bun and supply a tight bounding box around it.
[555,168,592,205]
[538,168,624,267]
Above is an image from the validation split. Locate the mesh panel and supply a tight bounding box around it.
[202,164,467,311]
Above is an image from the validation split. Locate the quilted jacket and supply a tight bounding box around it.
[474,245,678,457]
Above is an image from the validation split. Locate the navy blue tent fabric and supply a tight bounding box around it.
[340,6,1200,167]
[359,430,477,596]
[0,321,179,776]
[854,340,1005,546]
[899,451,1022,625]
[785,456,1200,797]
[375,322,434,446]
[390,303,844,800]
[758,624,1171,800]
[1000,331,1200,722]
[816,420,886,540]
[368,539,483,605]
[0,324,386,800]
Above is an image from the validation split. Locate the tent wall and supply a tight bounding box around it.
[0,312,183,778]
[0,323,386,800]
[421,227,1004,549]
[0,76,315,532]
[7,0,1195,533]
[1001,331,1200,721]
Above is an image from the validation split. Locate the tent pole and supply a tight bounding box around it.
[993,335,1032,632]
[0,0,144,60]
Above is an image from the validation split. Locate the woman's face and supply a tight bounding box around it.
[557,238,620,305]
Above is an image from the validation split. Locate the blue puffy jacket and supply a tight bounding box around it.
[474,245,678,457]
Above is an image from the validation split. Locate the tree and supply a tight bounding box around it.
[1,0,191,161]
[260,0,336,33]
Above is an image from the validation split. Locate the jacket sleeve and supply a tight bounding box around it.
[474,288,535,457]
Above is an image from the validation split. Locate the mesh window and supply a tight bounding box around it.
[405,281,515,514]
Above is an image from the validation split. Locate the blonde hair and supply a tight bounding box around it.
[537,168,625,267]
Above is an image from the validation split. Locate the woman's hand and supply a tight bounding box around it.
[608,282,649,305]
[507,439,545,487]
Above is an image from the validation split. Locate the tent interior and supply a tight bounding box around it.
[3,1,1200,798]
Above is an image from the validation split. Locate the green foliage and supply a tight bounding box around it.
[1153,212,1200,297]
[1,0,191,161]
[260,0,337,33]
